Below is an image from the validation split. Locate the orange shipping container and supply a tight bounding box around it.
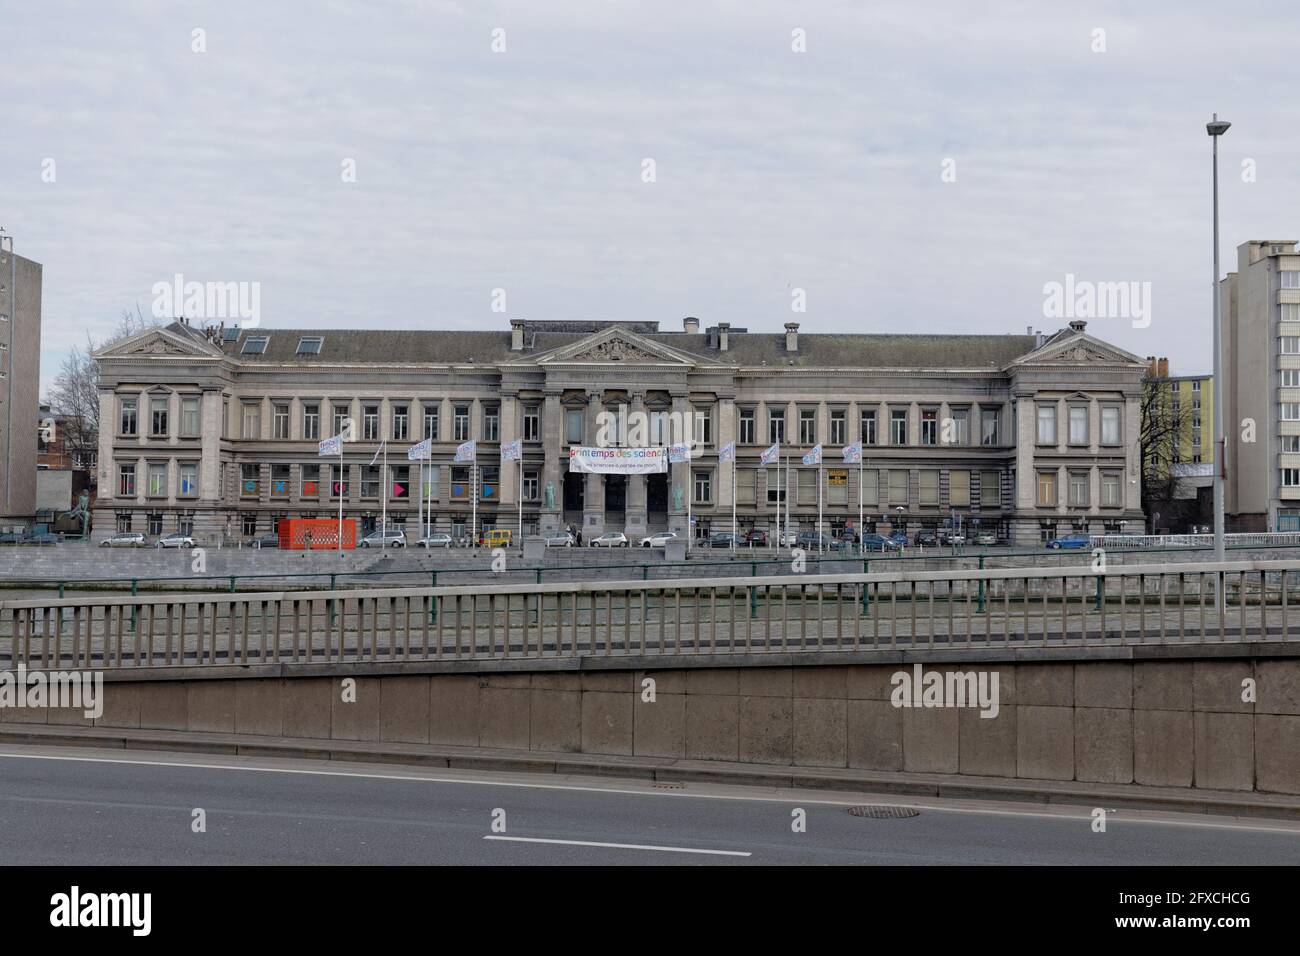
[279,518,357,550]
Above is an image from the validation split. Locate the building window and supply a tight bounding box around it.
[1068,472,1089,507]
[563,409,582,444]
[737,467,755,504]
[1283,304,1300,322]
[766,468,786,504]
[451,467,470,499]
[362,405,379,441]
[768,408,785,445]
[271,464,291,498]
[424,404,440,440]
[393,403,410,441]
[920,409,937,446]
[480,466,499,501]
[888,470,908,505]
[272,403,290,439]
[241,513,258,536]
[147,463,167,497]
[1037,472,1057,507]
[799,408,817,444]
[177,512,194,535]
[148,513,164,536]
[860,410,877,445]
[919,469,939,505]
[150,397,169,437]
[180,397,200,437]
[120,397,138,436]
[1284,370,1300,388]
[482,405,499,442]
[331,465,348,498]
[694,407,713,446]
[523,406,540,442]
[303,403,320,440]
[296,336,323,355]
[1282,337,1300,355]
[694,470,712,504]
[115,512,133,532]
[1069,406,1088,445]
[179,462,198,497]
[1036,404,1057,445]
[798,469,817,505]
[301,464,321,498]
[829,409,846,445]
[522,471,539,500]
[1284,436,1300,453]
[1101,406,1122,444]
[947,408,969,446]
[455,405,471,442]
[980,407,1000,446]
[241,402,261,440]
[949,469,970,507]
[420,467,440,501]
[1101,473,1121,507]
[980,470,1000,507]
[241,337,269,355]
[118,464,136,497]
[241,463,260,498]
[890,409,908,445]
[860,469,879,506]
[1285,404,1300,421]
[1284,469,1300,487]
[332,403,351,438]
[1281,271,1300,289]
[361,466,380,499]
[739,408,755,444]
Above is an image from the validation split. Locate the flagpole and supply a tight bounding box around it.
[731,453,736,551]
[858,452,863,557]
[381,442,388,549]
[472,462,478,549]
[337,446,344,553]
[818,461,823,555]
[518,451,523,547]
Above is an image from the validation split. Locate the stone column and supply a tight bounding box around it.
[583,392,605,536]
[541,391,562,533]
[669,393,690,536]
[500,392,519,509]
[625,392,648,539]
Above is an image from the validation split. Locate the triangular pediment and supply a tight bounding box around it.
[94,325,222,360]
[1008,331,1143,370]
[531,327,701,367]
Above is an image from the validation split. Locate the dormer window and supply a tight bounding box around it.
[296,336,323,355]
[241,336,269,354]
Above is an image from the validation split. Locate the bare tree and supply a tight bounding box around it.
[44,306,161,461]
[1140,372,1192,532]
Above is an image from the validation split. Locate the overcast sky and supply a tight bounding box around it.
[4,0,1298,394]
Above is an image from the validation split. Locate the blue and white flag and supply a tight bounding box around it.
[719,441,735,464]
[369,441,386,467]
[842,441,862,464]
[760,442,780,465]
[318,435,343,457]
[454,440,477,463]
[500,439,522,462]
[802,444,822,466]
[407,438,432,461]
[667,442,691,464]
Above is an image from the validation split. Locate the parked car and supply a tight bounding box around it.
[591,531,629,547]
[100,532,147,548]
[837,528,859,545]
[796,530,840,550]
[156,532,195,549]
[0,532,25,544]
[746,529,769,546]
[483,529,513,548]
[247,533,280,549]
[359,529,406,548]
[861,533,902,552]
[777,529,799,547]
[544,531,575,548]
[888,531,908,547]
[913,530,938,547]
[416,532,453,548]
[640,531,679,548]
[1047,533,1090,550]
[707,531,741,548]
[975,531,997,546]
[947,532,966,546]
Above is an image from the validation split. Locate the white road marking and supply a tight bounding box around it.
[1,746,1297,836]
[484,835,750,857]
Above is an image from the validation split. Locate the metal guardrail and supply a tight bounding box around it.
[1092,533,1300,549]
[2,559,1299,670]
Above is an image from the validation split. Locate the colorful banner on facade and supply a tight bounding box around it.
[667,442,692,464]
[407,438,432,461]
[802,443,823,466]
[501,439,522,461]
[568,446,669,474]
[760,442,780,465]
[842,441,862,463]
[318,435,343,457]
[454,440,477,463]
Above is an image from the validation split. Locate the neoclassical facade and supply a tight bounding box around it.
[92,317,1146,546]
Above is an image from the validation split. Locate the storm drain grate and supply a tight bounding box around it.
[847,805,920,819]
[652,782,687,790]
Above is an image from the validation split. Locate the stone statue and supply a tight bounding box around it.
[544,482,556,509]
[67,491,91,537]
[672,485,684,511]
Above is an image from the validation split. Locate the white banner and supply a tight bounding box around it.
[454,440,477,463]
[568,446,669,474]
[407,438,432,461]
[318,435,343,457]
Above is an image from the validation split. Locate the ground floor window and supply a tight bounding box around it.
[147,512,164,535]
[176,512,195,535]
[241,513,258,536]
[116,511,133,532]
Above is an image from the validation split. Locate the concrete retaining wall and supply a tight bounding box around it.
[9,657,1299,795]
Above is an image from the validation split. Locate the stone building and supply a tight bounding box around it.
[92,316,1146,546]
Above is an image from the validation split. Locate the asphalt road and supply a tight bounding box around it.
[1,745,1298,865]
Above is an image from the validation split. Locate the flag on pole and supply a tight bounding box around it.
[369,441,387,467]
[842,441,862,464]
[802,443,823,466]
[454,440,477,463]
[667,442,691,464]
[318,435,342,457]
[719,441,735,464]
[760,442,780,465]
[500,439,522,462]
[407,438,432,461]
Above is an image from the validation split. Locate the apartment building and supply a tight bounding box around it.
[0,235,43,528]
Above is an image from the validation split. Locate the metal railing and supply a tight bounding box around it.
[2,558,1299,670]
[1092,532,1300,549]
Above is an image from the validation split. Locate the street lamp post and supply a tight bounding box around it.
[1208,114,1231,562]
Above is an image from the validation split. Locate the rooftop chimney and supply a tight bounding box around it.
[683,316,700,334]
[1068,319,1087,333]
[510,319,525,351]
[717,321,730,351]
[785,322,799,353]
